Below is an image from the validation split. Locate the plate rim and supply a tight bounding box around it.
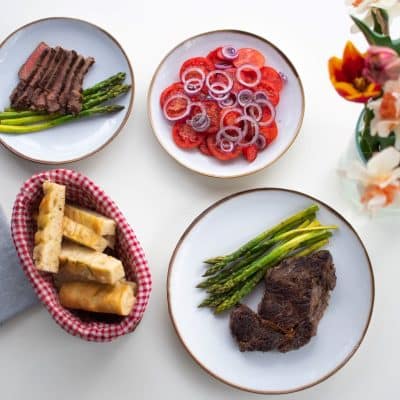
[147,29,305,179]
[0,16,135,164]
[167,187,375,394]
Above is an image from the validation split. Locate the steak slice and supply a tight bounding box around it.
[18,41,49,81]
[66,56,95,114]
[230,251,336,353]
[46,50,77,113]
[31,47,64,110]
[58,55,84,112]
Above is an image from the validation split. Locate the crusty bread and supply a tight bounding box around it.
[62,216,108,252]
[59,241,125,284]
[33,181,66,272]
[64,204,116,236]
[59,281,136,316]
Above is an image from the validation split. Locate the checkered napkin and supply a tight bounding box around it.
[0,205,38,324]
[11,169,152,341]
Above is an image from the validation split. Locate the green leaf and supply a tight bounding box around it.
[351,15,393,48]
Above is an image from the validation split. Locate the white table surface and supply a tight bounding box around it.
[0,0,396,398]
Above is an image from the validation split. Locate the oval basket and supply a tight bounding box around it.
[11,169,152,342]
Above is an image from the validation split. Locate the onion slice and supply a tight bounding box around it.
[217,125,243,142]
[163,94,191,121]
[206,70,233,94]
[256,99,276,126]
[221,46,238,60]
[236,64,261,88]
[218,137,235,153]
[237,89,254,107]
[244,102,262,121]
[181,67,205,84]
[235,115,260,146]
[218,92,237,108]
[184,78,203,95]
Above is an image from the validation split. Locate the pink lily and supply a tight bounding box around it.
[363,46,400,85]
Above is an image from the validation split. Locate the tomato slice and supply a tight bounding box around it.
[242,144,258,162]
[206,134,242,161]
[202,101,220,134]
[207,47,224,65]
[199,137,212,156]
[260,121,278,144]
[260,66,283,91]
[164,96,190,120]
[172,121,203,149]
[160,82,184,107]
[179,57,214,81]
[233,48,265,68]
[257,82,280,106]
[220,107,242,127]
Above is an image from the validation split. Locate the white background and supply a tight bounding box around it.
[0,0,397,399]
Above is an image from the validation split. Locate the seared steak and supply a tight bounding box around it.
[230,251,336,352]
[10,42,95,114]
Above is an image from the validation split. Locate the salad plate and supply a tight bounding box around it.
[167,188,374,393]
[0,17,134,164]
[148,30,304,178]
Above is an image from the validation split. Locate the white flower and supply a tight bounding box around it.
[344,146,400,211]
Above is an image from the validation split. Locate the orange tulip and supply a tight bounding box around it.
[328,41,381,103]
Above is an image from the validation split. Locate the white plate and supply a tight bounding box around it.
[148,30,304,178]
[0,17,134,164]
[168,189,374,394]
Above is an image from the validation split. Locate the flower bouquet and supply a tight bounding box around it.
[329,0,400,213]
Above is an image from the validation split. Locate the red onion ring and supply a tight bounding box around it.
[236,64,261,88]
[181,67,205,84]
[237,89,254,107]
[190,102,206,115]
[254,90,269,103]
[256,99,276,126]
[217,125,243,142]
[218,137,235,153]
[218,92,237,108]
[188,113,210,132]
[208,90,230,101]
[163,94,191,121]
[206,70,233,94]
[244,102,262,121]
[234,115,260,146]
[221,46,238,60]
[256,134,267,150]
[184,78,203,95]
[219,107,243,128]
[279,71,288,83]
[215,62,232,70]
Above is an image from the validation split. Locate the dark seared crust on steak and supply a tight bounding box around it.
[67,56,95,114]
[230,251,336,353]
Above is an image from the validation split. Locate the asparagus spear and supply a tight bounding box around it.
[203,205,319,274]
[1,114,59,125]
[0,110,45,119]
[82,72,126,96]
[294,238,330,257]
[0,105,124,133]
[207,229,336,294]
[82,84,131,110]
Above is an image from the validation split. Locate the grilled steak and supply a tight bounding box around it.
[10,42,95,114]
[230,250,336,352]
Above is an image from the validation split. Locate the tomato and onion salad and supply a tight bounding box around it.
[159,45,286,162]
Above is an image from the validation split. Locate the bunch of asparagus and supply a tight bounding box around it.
[197,204,337,314]
[0,72,130,134]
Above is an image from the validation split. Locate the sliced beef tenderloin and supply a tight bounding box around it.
[12,47,54,110]
[18,41,49,81]
[46,50,77,113]
[66,56,95,114]
[58,55,84,113]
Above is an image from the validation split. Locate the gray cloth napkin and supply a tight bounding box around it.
[0,205,38,324]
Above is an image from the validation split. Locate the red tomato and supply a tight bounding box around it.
[233,48,265,68]
[207,47,224,65]
[206,134,242,161]
[172,121,203,149]
[179,57,214,81]
[260,121,278,144]
[260,66,283,91]
[220,107,242,127]
[199,138,212,156]
[242,144,258,162]
[164,96,190,120]
[257,82,280,106]
[203,101,220,134]
[160,82,184,107]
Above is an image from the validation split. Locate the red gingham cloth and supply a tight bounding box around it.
[11,169,152,342]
